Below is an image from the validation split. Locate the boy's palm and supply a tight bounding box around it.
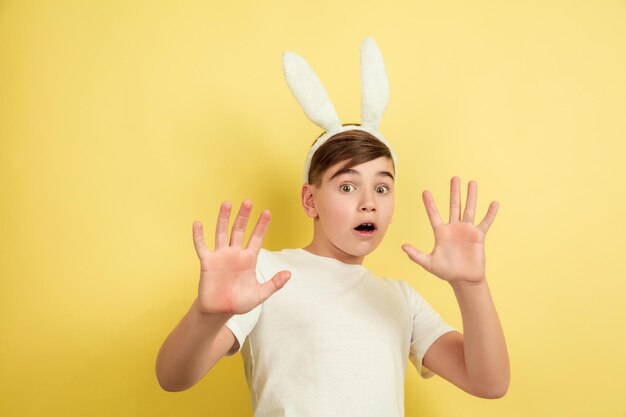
[402,177,499,285]
[193,201,291,316]
[420,221,486,283]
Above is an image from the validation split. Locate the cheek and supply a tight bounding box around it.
[382,202,395,223]
[320,199,352,226]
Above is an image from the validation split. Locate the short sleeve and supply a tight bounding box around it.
[223,249,268,356]
[401,280,457,379]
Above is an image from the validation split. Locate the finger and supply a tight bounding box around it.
[401,244,432,273]
[477,201,499,235]
[246,209,271,253]
[422,190,443,230]
[192,221,211,260]
[230,200,253,247]
[258,270,291,303]
[463,180,477,224]
[449,176,461,223]
[215,201,232,250]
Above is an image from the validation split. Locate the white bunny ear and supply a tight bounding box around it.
[282,51,341,132]
[360,37,389,129]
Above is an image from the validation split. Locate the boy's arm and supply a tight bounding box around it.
[422,278,510,399]
[155,298,236,392]
[156,200,291,392]
[401,177,509,398]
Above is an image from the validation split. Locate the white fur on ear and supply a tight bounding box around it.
[360,37,389,129]
[282,51,341,133]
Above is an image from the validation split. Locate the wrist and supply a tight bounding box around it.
[450,276,488,291]
[192,297,234,321]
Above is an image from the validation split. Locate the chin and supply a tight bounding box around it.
[345,240,384,258]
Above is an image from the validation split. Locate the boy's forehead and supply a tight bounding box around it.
[324,158,395,182]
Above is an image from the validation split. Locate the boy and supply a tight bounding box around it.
[155,38,509,416]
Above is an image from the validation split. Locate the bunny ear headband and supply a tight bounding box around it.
[282,36,399,184]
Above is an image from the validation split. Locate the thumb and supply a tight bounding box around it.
[258,270,292,303]
[401,244,431,272]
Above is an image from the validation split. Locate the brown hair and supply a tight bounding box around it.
[307,125,394,187]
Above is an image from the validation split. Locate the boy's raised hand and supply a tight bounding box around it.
[401,177,499,286]
[192,200,291,316]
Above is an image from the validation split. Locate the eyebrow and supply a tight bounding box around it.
[328,167,395,182]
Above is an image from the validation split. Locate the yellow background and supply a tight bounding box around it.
[1,0,625,416]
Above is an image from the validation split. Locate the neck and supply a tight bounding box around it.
[302,241,365,265]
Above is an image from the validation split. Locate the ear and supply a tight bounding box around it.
[283,51,341,132]
[360,36,389,129]
[301,183,318,218]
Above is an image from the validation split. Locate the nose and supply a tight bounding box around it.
[359,189,376,212]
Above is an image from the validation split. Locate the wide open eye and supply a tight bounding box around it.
[376,186,390,194]
[340,184,355,193]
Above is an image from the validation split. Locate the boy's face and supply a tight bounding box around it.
[301,156,395,265]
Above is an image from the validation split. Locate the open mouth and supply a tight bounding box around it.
[353,223,377,232]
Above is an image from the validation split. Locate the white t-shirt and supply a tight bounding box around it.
[224,248,456,417]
